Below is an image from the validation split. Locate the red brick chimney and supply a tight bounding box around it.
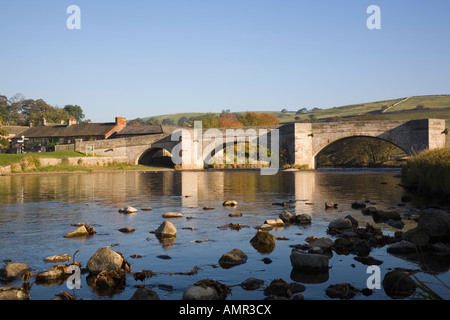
[115,116,126,131]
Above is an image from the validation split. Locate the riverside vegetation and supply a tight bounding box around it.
[401,148,450,202]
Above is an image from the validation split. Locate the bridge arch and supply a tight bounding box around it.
[314,135,409,167]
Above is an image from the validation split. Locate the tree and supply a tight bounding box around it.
[281,108,288,113]
[64,105,85,123]
[178,116,189,126]
[217,113,243,128]
[296,108,308,115]
[161,118,175,125]
[198,113,219,129]
[238,112,279,126]
[146,117,160,125]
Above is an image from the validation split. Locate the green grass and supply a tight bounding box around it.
[21,163,171,173]
[0,151,87,167]
[389,95,450,112]
[138,95,450,124]
[401,147,450,197]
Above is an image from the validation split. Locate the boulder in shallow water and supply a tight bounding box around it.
[290,249,330,271]
[0,287,30,300]
[218,248,248,269]
[250,231,276,253]
[223,200,238,206]
[0,263,31,281]
[155,220,177,238]
[382,270,416,299]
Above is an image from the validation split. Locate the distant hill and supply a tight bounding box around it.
[132,95,450,125]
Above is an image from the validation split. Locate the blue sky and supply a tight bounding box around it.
[1,0,449,122]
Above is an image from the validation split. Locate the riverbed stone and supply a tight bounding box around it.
[264,219,285,226]
[371,209,401,223]
[183,279,230,300]
[308,237,334,252]
[218,248,248,269]
[344,215,359,228]
[351,201,366,209]
[417,208,450,242]
[155,220,177,238]
[0,287,30,300]
[86,247,126,274]
[328,218,352,230]
[241,278,265,290]
[263,280,292,298]
[401,228,430,247]
[119,227,135,233]
[326,283,359,299]
[162,212,183,218]
[279,211,294,223]
[35,266,66,282]
[223,200,238,206]
[382,270,416,298]
[182,285,218,300]
[0,263,31,281]
[130,287,160,300]
[290,249,330,271]
[119,206,138,214]
[44,254,71,263]
[250,231,276,253]
[294,213,312,225]
[386,240,417,254]
[63,225,89,238]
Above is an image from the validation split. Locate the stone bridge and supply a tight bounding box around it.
[74,119,450,170]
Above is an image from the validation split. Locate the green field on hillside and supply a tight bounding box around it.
[135,95,450,125]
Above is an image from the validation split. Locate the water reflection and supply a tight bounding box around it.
[1,169,448,300]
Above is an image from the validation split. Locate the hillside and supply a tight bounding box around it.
[133,95,450,125]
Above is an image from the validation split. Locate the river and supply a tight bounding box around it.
[0,169,449,300]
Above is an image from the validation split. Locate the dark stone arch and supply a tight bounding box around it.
[314,135,408,168]
[138,147,174,167]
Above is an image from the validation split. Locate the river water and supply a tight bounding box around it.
[0,169,449,300]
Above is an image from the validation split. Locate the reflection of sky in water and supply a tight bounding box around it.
[0,170,448,300]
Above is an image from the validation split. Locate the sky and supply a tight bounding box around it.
[1,0,450,122]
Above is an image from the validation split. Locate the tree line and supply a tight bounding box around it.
[130,111,280,128]
[0,93,85,126]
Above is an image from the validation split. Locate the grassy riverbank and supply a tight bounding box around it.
[0,151,89,166]
[401,148,450,198]
[18,162,172,174]
[0,151,173,174]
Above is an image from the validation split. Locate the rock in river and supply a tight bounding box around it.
[0,287,30,300]
[382,270,416,299]
[87,247,129,274]
[218,248,248,269]
[250,231,276,253]
[0,263,31,281]
[290,249,330,271]
[162,212,183,218]
[183,279,231,300]
[328,218,353,230]
[63,225,89,238]
[119,206,138,214]
[155,220,177,238]
[223,200,238,206]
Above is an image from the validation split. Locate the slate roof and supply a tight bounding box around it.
[0,126,29,137]
[17,122,118,138]
[115,125,164,136]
